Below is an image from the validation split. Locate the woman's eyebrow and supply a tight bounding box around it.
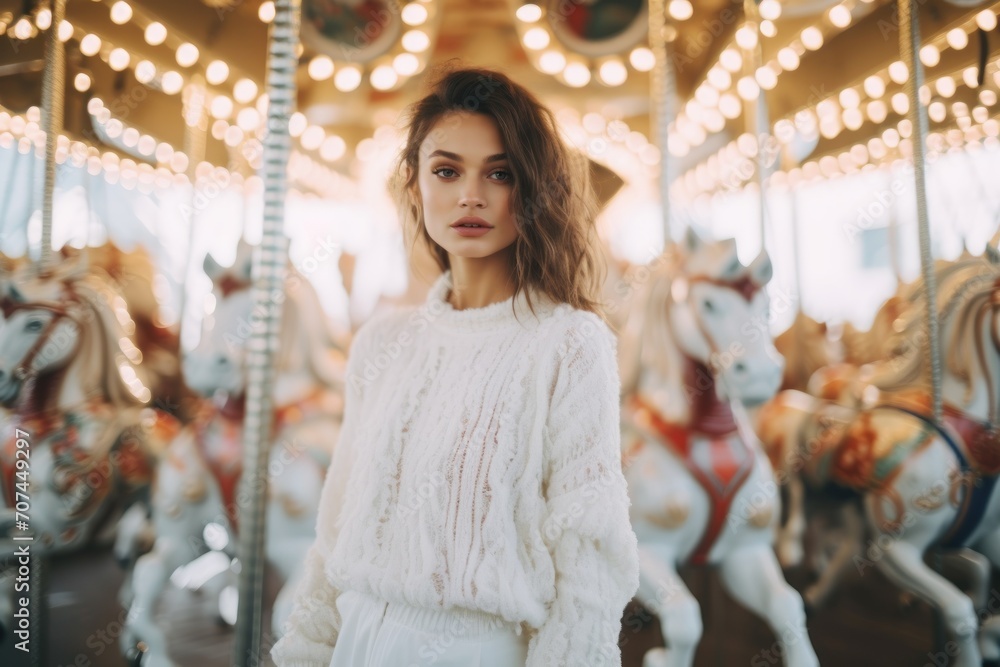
[427,150,507,163]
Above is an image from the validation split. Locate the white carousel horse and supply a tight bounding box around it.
[757,263,1000,666]
[121,240,345,667]
[617,229,819,667]
[0,255,180,637]
[772,254,999,577]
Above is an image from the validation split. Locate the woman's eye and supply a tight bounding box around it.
[432,167,457,178]
[490,169,511,182]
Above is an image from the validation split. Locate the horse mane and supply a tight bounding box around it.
[71,274,147,409]
[275,268,346,390]
[944,272,999,403]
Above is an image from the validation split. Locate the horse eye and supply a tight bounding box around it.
[25,319,44,332]
[702,299,715,313]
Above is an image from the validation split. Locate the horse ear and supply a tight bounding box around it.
[684,227,703,253]
[204,253,224,281]
[8,283,25,303]
[748,251,773,286]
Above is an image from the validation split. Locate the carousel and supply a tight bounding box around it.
[0,0,999,665]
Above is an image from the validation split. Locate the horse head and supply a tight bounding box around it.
[0,248,146,410]
[184,241,255,399]
[652,229,784,407]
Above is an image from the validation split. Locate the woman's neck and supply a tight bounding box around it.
[447,250,516,310]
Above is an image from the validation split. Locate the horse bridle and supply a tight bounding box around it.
[0,285,84,382]
[668,273,764,377]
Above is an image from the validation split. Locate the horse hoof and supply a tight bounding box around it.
[124,643,146,667]
[642,647,668,667]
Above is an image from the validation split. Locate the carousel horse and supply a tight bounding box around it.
[773,311,841,393]
[120,240,346,667]
[757,263,1000,666]
[617,229,819,667]
[0,254,180,637]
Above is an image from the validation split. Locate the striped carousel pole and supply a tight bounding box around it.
[37,0,66,275]
[898,0,942,421]
[232,0,300,663]
[28,2,67,664]
[743,0,770,247]
[649,0,676,248]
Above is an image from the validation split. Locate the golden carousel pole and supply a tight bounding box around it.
[649,0,675,248]
[232,0,301,663]
[898,0,942,421]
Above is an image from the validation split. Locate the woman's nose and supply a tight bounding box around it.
[458,185,485,208]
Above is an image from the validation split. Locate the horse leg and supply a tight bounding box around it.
[803,501,864,610]
[121,433,219,667]
[776,474,805,568]
[968,531,1000,660]
[634,545,702,667]
[264,433,327,638]
[875,539,980,667]
[717,544,819,667]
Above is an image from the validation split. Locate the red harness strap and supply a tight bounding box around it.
[629,393,755,565]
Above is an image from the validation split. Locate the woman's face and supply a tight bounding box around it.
[415,112,518,261]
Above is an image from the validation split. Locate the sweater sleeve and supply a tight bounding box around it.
[270,317,380,667]
[526,313,641,667]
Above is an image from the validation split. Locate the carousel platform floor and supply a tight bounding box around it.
[0,544,944,667]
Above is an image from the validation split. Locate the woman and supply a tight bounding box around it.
[271,65,640,667]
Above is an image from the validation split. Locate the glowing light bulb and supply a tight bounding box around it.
[393,53,419,76]
[801,27,823,51]
[839,88,860,109]
[58,20,73,42]
[919,45,940,68]
[144,22,166,46]
[540,50,567,74]
[719,93,741,119]
[864,75,885,99]
[630,47,654,72]
[334,66,362,91]
[402,29,430,52]
[936,77,956,98]
[308,55,334,81]
[707,66,731,90]
[755,67,777,90]
[735,25,758,49]
[828,5,851,29]
[668,0,693,21]
[523,27,550,50]
[233,78,258,104]
[135,60,156,84]
[977,10,997,32]
[866,100,888,124]
[599,59,627,86]
[891,92,909,115]
[320,135,346,161]
[259,1,275,23]
[176,43,199,68]
[563,62,591,87]
[516,4,542,23]
[301,125,324,150]
[759,0,781,21]
[289,112,307,137]
[947,28,969,50]
[74,73,91,92]
[161,71,184,95]
[110,1,132,25]
[80,34,102,57]
[35,8,51,30]
[774,48,798,73]
[719,49,742,73]
[928,101,946,123]
[888,61,908,84]
[206,60,229,85]
[210,95,233,119]
[737,76,759,100]
[109,48,130,72]
[370,64,398,90]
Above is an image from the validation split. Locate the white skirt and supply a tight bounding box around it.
[328,589,530,667]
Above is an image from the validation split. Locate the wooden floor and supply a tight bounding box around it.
[0,544,954,667]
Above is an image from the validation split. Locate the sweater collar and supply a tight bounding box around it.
[424,270,551,334]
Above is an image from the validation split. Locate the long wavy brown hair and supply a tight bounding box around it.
[389,64,605,317]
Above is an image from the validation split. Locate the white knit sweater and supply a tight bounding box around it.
[270,270,640,667]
